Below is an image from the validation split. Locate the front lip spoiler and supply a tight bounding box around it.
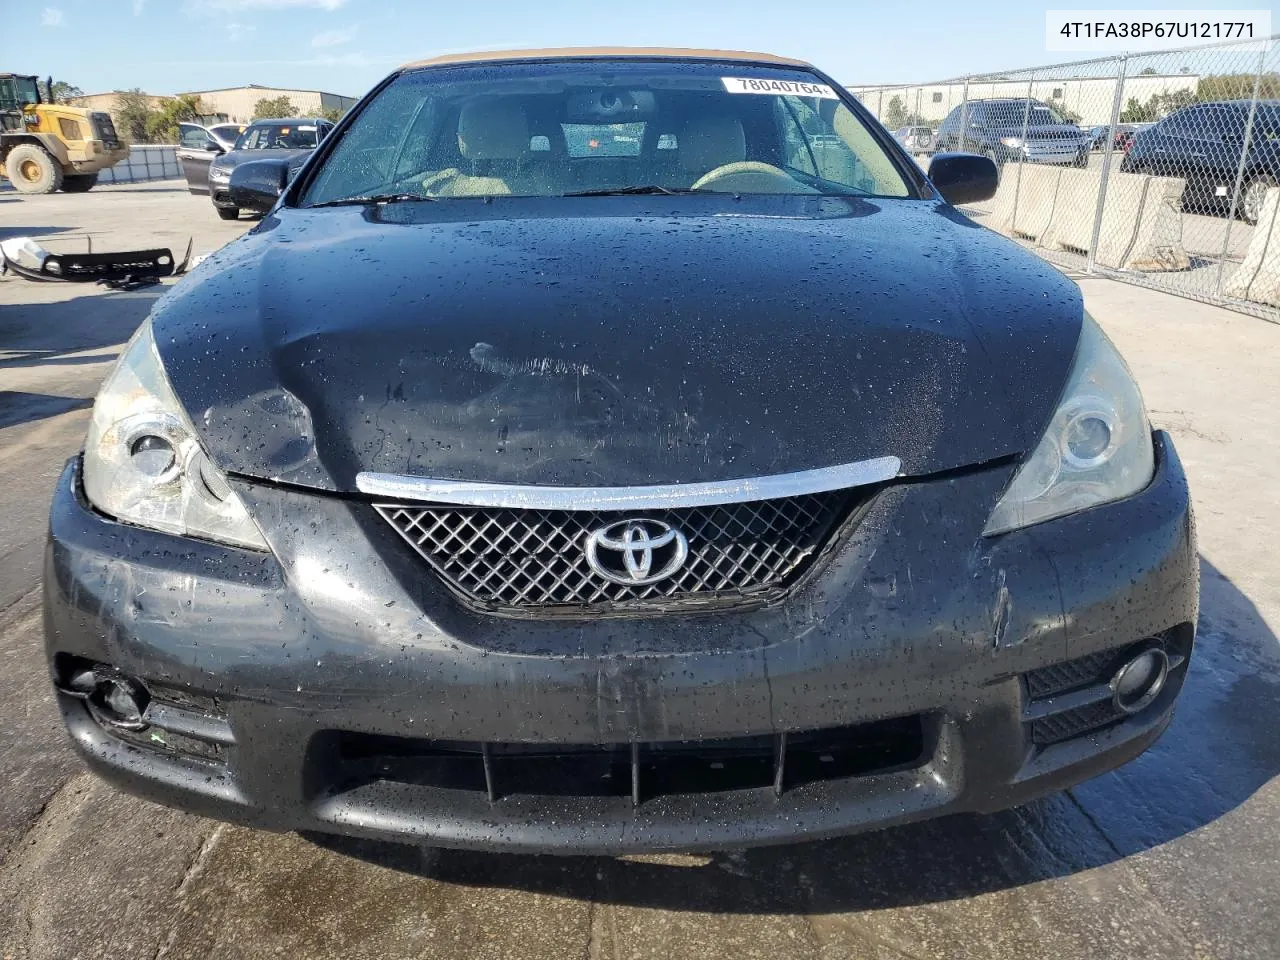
[0,235,193,285]
[354,456,903,509]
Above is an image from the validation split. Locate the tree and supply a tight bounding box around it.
[145,94,203,144]
[113,88,155,144]
[882,95,908,130]
[1119,88,1196,123]
[50,80,84,103]
[253,95,298,119]
[1055,104,1083,124]
[1120,96,1154,123]
[321,105,347,123]
[1197,72,1280,102]
[1139,67,1158,76]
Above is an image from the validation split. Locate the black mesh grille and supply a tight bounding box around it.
[376,491,856,613]
[1031,701,1123,745]
[90,112,120,146]
[1024,648,1119,699]
[330,716,926,803]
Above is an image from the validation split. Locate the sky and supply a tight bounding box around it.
[5,0,1276,98]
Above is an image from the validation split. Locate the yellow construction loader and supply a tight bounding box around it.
[0,74,129,194]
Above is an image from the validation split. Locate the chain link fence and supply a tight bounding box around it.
[847,35,1280,321]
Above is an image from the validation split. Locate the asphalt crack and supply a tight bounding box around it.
[175,823,225,896]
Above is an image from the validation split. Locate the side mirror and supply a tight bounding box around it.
[928,152,999,205]
[207,140,224,155]
[229,157,290,211]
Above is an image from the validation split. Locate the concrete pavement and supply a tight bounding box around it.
[1,181,1277,960]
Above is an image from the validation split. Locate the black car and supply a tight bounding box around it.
[205,117,332,219]
[45,48,1197,855]
[1121,100,1279,223]
[936,98,1090,167]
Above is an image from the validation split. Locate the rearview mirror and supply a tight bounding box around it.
[229,157,290,212]
[927,152,999,205]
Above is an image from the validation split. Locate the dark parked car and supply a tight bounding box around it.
[1086,123,1143,151]
[1122,100,1279,223]
[46,48,1197,855]
[205,116,333,219]
[936,98,1090,167]
[175,122,246,195]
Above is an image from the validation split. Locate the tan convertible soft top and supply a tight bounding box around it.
[400,46,813,71]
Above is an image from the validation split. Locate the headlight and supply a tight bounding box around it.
[999,137,1024,148]
[83,321,268,550]
[209,167,231,182]
[983,313,1154,535]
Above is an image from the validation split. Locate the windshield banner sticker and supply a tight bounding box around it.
[721,77,839,98]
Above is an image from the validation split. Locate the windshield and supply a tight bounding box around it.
[984,101,1072,127]
[302,60,914,204]
[212,123,246,142]
[234,122,320,151]
[15,76,40,106]
[0,76,41,110]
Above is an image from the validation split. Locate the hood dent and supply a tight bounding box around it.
[152,198,1083,491]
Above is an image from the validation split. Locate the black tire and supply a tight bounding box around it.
[1073,150,1089,168]
[915,132,933,151]
[5,143,63,194]
[1240,176,1277,225]
[61,173,99,193]
[216,206,240,221]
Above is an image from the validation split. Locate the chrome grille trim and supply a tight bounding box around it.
[356,456,901,510]
[374,490,865,614]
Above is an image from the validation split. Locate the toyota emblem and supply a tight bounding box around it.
[583,519,689,586]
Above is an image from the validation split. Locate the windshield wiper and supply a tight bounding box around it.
[562,185,713,197]
[309,193,439,208]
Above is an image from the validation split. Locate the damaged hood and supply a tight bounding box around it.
[151,195,1082,491]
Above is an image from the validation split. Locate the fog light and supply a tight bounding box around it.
[88,674,150,730]
[1111,647,1169,715]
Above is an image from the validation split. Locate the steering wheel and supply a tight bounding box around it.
[690,161,796,192]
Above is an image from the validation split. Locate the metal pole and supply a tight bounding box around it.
[1087,56,1128,274]
[1010,74,1035,233]
[876,88,884,122]
[1215,46,1268,297]
[958,78,971,150]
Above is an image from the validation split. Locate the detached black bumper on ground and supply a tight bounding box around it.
[43,433,1197,854]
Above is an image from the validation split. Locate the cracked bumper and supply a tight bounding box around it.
[44,433,1197,853]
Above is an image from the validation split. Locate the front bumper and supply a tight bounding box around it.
[69,143,129,175]
[209,182,235,208]
[997,142,1086,165]
[44,433,1198,854]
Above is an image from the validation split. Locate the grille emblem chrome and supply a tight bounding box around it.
[584,519,689,586]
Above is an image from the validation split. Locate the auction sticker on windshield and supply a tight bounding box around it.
[721,77,839,98]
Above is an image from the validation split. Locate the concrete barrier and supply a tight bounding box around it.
[1223,187,1280,308]
[98,145,181,184]
[985,162,1063,240]
[1042,168,1189,272]
[981,162,1188,272]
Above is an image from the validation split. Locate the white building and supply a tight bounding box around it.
[177,84,359,122]
[846,74,1200,127]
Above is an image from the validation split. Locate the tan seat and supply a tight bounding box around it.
[679,116,746,179]
[423,99,555,197]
